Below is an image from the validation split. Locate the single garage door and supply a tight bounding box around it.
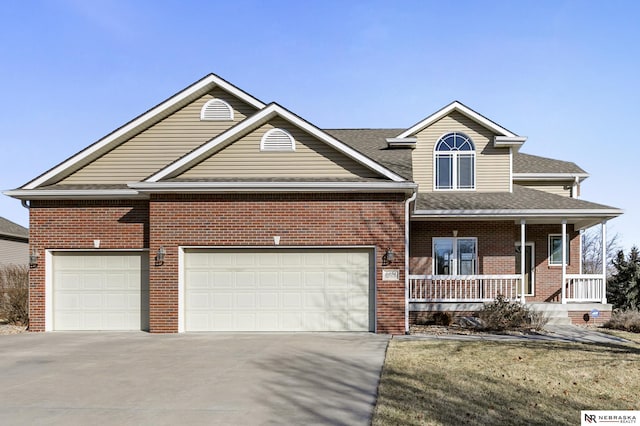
[184,248,374,332]
[53,252,149,331]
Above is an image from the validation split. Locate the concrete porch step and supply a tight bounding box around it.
[544,316,571,326]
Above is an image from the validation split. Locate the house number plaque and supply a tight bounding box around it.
[382,269,400,281]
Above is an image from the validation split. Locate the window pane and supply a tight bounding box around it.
[457,238,476,275]
[436,155,452,189]
[434,238,453,275]
[550,235,570,265]
[457,154,474,189]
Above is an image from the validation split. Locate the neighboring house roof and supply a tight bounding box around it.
[0,217,28,241]
[323,129,411,179]
[513,152,587,175]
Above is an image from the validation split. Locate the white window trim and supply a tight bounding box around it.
[200,98,234,121]
[433,132,476,191]
[260,128,296,152]
[515,241,535,296]
[432,237,478,275]
[548,234,570,266]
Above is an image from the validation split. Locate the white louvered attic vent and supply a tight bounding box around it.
[260,128,296,151]
[200,98,234,121]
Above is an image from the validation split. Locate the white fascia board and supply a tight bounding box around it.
[396,101,518,139]
[3,189,148,200]
[412,208,623,218]
[23,74,266,190]
[148,103,407,183]
[513,173,590,181]
[494,136,527,148]
[130,181,417,193]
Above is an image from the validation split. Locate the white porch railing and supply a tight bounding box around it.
[409,275,522,302]
[565,274,605,302]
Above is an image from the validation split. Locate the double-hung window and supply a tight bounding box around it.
[435,132,475,190]
[433,237,477,275]
[548,234,570,265]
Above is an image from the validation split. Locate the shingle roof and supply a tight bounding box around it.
[0,217,28,240]
[325,129,587,179]
[415,184,618,212]
[513,152,586,175]
[323,129,412,180]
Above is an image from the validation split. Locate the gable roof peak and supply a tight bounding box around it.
[20,73,267,190]
[396,100,519,139]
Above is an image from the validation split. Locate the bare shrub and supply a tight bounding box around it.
[478,295,547,332]
[604,309,640,333]
[0,265,29,325]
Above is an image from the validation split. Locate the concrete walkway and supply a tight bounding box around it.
[397,324,633,345]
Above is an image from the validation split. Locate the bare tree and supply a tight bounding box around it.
[581,226,621,277]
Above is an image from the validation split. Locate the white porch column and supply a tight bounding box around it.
[520,219,526,304]
[561,220,567,304]
[601,220,607,304]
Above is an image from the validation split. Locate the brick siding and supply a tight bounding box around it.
[28,194,407,334]
[409,221,580,302]
[28,200,149,331]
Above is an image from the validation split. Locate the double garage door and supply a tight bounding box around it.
[52,248,373,332]
[184,249,374,332]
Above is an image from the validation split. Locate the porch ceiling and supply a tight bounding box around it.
[412,185,622,230]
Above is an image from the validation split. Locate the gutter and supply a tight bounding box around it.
[404,188,418,334]
[129,181,418,193]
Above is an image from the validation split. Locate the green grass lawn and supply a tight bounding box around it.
[373,337,640,425]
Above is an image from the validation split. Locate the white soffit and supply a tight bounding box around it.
[22,74,266,190]
[147,103,407,183]
[396,101,518,139]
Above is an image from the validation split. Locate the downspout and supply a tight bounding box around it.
[404,188,418,334]
[21,200,30,209]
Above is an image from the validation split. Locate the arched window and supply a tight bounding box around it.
[435,132,475,190]
[260,128,296,151]
[200,98,234,121]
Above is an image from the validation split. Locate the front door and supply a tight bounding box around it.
[515,243,534,296]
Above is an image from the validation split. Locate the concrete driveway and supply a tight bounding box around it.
[0,332,389,425]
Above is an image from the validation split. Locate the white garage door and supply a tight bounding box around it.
[184,249,373,332]
[53,252,149,331]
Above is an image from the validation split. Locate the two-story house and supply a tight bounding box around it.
[5,74,622,333]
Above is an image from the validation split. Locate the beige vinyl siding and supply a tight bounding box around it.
[413,111,511,192]
[60,88,258,184]
[178,118,379,179]
[0,238,28,266]
[515,181,573,197]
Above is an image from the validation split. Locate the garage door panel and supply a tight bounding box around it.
[258,271,278,288]
[236,271,256,288]
[304,271,324,287]
[304,292,326,309]
[53,252,148,331]
[282,292,302,309]
[184,249,373,332]
[257,293,278,309]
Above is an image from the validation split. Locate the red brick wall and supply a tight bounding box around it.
[149,193,406,333]
[524,224,580,302]
[28,200,149,331]
[28,194,407,334]
[410,221,516,275]
[409,221,580,302]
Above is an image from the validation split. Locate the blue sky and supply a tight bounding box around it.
[1,0,638,250]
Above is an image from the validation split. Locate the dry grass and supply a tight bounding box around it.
[373,339,640,425]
